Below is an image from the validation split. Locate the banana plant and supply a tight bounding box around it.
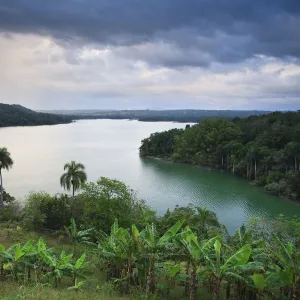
[176,227,219,300]
[67,279,85,292]
[0,238,54,283]
[132,219,184,297]
[98,229,127,281]
[65,218,94,251]
[111,219,139,289]
[0,241,33,282]
[40,249,74,287]
[206,240,263,300]
[268,235,300,299]
[156,262,187,297]
[70,252,88,286]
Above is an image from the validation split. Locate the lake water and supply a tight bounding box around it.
[1,119,300,233]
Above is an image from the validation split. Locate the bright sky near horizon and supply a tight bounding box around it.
[0,1,300,110]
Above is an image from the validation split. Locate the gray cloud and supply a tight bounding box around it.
[0,0,299,67]
[0,1,300,110]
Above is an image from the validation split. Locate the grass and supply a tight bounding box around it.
[0,281,217,300]
[0,282,131,300]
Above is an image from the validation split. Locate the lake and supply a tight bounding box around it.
[1,119,300,233]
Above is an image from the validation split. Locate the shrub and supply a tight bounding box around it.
[0,191,20,222]
[21,192,73,231]
[79,177,155,233]
[264,180,287,196]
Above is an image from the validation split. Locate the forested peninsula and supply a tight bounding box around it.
[140,111,300,201]
[0,103,72,127]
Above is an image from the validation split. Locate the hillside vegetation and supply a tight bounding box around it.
[0,103,72,127]
[140,111,300,201]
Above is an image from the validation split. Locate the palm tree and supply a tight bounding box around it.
[60,161,87,197]
[0,148,14,208]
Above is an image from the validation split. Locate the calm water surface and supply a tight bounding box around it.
[1,119,299,233]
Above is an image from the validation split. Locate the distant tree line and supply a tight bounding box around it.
[44,109,269,123]
[0,103,72,127]
[140,111,300,201]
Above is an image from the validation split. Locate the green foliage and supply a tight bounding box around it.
[0,238,88,288]
[157,204,222,238]
[0,190,20,222]
[65,218,94,250]
[1,211,300,299]
[21,192,73,231]
[140,111,300,200]
[80,177,155,233]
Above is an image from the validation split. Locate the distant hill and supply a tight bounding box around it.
[41,109,271,123]
[0,103,73,127]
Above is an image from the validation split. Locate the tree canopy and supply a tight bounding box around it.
[140,111,300,201]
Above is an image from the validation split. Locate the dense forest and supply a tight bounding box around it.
[0,103,72,127]
[140,111,300,201]
[42,109,268,123]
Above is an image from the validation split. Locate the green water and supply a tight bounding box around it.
[1,119,299,233]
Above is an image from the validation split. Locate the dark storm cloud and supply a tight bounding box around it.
[0,0,300,67]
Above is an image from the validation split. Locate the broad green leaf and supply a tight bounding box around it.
[15,244,25,261]
[273,235,293,265]
[132,224,140,239]
[60,250,66,260]
[37,238,47,252]
[0,244,5,251]
[158,219,184,245]
[202,236,219,254]
[278,268,293,285]
[252,274,266,289]
[21,240,34,253]
[60,252,73,265]
[40,251,56,266]
[0,251,13,261]
[169,265,181,278]
[214,239,221,271]
[75,252,86,269]
[221,244,251,270]
[111,219,119,235]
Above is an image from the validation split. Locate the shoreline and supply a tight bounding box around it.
[141,155,300,205]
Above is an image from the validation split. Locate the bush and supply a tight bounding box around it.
[21,192,73,231]
[80,177,155,233]
[266,171,284,184]
[0,191,20,222]
[264,180,287,196]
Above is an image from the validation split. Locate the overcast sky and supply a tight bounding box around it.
[0,0,300,110]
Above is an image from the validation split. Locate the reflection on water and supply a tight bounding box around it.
[139,158,300,233]
[1,119,299,234]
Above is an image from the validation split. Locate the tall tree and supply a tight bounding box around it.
[60,161,87,197]
[0,148,14,208]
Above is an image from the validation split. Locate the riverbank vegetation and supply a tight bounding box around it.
[140,111,300,201]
